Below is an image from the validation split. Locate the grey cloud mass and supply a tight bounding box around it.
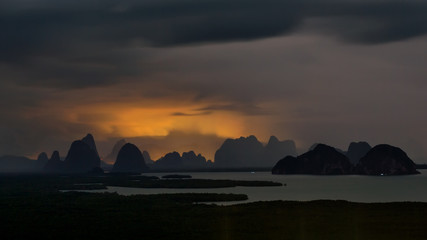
[1,0,426,89]
[1,0,426,56]
[1,0,427,162]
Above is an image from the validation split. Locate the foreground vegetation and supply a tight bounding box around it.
[1,174,427,240]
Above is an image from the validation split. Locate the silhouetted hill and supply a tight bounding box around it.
[215,135,296,168]
[308,143,320,151]
[36,152,49,169]
[43,151,64,173]
[104,139,126,164]
[153,151,208,169]
[346,141,371,165]
[142,151,154,165]
[416,164,427,169]
[265,136,297,165]
[207,160,214,168]
[0,155,36,172]
[214,135,265,168]
[112,143,148,173]
[81,134,99,157]
[309,143,346,155]
[182,151,207,168]
[272,144,353,175]
[155,151,182,169]
[271,156,299,174]
[355,144,419,175]
[64,139,101,173]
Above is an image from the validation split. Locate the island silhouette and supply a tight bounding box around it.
[0,133,421,175]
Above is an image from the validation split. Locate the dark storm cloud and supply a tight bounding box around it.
[1,0,426,54]
[1,0,427,89]
[1,0,302,89]
[304,0,427,44]
[3,50,157,89]
[0,0,302,61]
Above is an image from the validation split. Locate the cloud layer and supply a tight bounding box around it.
[1,0,427,88]
[1,0,427,162]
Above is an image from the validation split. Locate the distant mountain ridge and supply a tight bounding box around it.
[152,151,208,170]
[40,134,102,174]
[214,135,297,168]
[346,141,372,165]
[36,152,49,168]
[0,133,421,175]
[43,151,63,173]
[104,139,127,164]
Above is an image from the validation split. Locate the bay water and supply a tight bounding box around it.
[85,170,427,204]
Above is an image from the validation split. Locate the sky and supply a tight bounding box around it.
[1,0,427,163]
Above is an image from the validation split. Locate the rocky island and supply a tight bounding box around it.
[355,144,420,175]
[272,143,419,176]
[112,143,149,173]
[272,144,353,175]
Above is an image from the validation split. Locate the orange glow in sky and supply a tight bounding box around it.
[31,92,282,160]
[64,103,246,140]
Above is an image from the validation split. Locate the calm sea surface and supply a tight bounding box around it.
[86,170,427,204]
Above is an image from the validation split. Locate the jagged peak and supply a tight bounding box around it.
[246,135,258,141]
[37,152,48,161]
[81,133,99,156]
[268,136,279,145]
[50,151,60,161]
[82,133,94,141]
[183,150,196,157]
